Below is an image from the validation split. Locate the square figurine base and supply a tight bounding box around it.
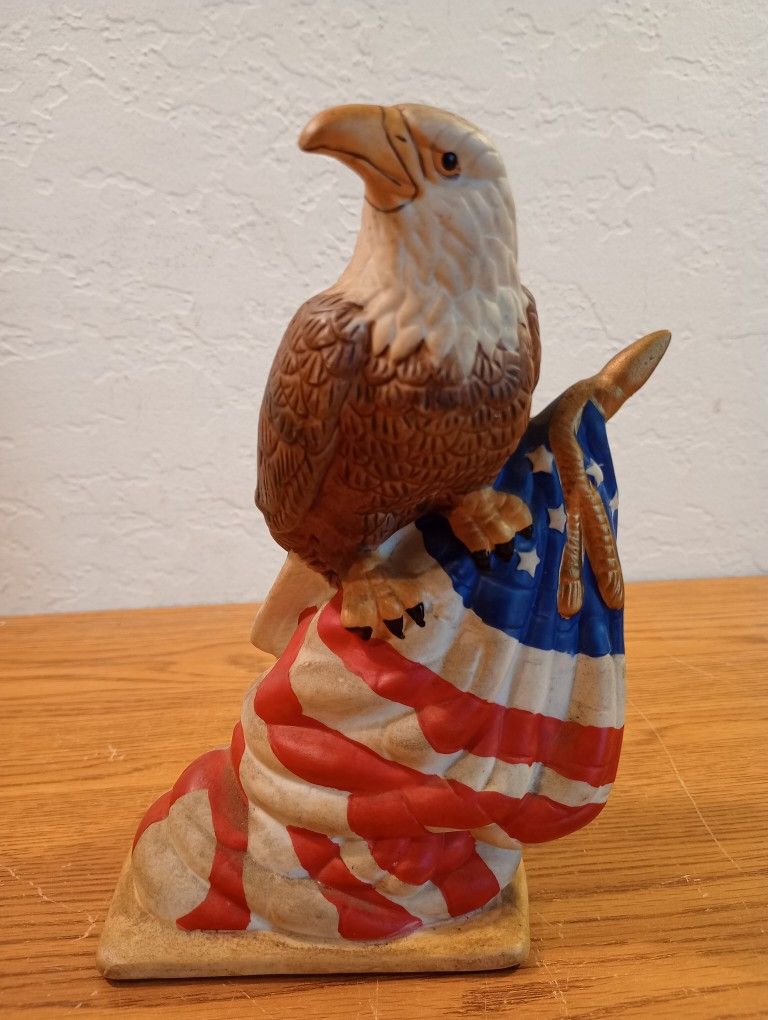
[97,857,530,979]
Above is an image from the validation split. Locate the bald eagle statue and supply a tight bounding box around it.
[97,104,671,978]
[256,103,652,639]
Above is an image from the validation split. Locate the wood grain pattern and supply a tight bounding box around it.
[1,577,766,1018]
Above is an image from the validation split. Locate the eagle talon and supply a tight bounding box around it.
[406,603,426,628]
[495,538,516,561]
[472,549,492,572]
[448,488,533,571]
[384,617,406,639]
[340,553,426,638]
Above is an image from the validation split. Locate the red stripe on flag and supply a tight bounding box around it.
[368,832,500,917]
[287,826,421,941]
[254,608,609,921]
[133,723,252,932]
[176,739,250,931]
[316,594,623,788]
[481,789,606,844]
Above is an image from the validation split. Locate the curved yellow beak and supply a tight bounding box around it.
[299,104,419,212]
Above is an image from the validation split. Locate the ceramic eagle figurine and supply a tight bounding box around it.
[97,103,671,979]
[256,103,627,639]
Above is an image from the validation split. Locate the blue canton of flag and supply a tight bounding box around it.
[417,400,623,658]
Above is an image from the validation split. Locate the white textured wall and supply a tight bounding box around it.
[2,0,765,615]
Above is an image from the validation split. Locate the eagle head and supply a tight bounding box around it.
[299,102,509,213]
[298,103,524,372]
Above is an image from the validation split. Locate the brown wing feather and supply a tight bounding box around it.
[258,284,541,579]
[255,292,367,539]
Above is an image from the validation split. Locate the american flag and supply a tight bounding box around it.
[131,401,624,942]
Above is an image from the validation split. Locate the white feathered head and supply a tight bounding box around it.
[299,103,526,374]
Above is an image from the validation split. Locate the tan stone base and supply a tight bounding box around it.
[97,857,530,979]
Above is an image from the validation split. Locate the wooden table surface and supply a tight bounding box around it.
[2,577,766,1018]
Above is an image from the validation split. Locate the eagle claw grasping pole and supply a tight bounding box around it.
[256,103,667,639]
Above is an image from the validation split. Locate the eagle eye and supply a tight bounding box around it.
[440,151,460,175]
